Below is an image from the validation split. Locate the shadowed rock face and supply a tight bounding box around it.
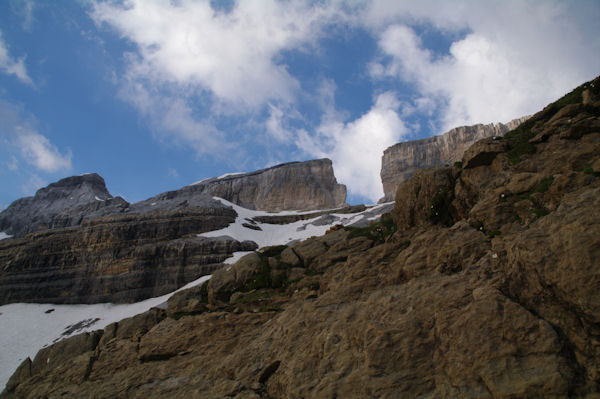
[0,174,126,238]
[380,117,528,202]
[183,158,347,211]
[0,207,257,304]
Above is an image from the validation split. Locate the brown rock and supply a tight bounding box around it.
[189,158,347,211]
[4,76,600,399]
[279,247,301,267]
[380,117,527,202]
[392,166,455,230]
[208,252,263,304]
[462,137,509,168]
[166,285,208,317]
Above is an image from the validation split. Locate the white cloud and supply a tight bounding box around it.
[266,104,290,142]
[365,1,600,130]
[0,31,33,85]
[91,0,341,108]
[10,0,35,31]
[91,0,345,158]
[298,92,407,202]
[16,129,72,173]
[0,101,72,174]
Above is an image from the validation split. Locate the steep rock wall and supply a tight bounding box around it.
[380,117,528,202]
[0,208,256,304]
[185,158,347,211]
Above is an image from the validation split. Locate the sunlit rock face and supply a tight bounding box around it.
[186,158,347,211]
[380,117,528,202]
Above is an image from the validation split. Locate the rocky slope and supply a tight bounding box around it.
[4,77,598,397]
[380,116,528,202]
[184,158,347,211]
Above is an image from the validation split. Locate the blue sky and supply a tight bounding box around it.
[1,0,599,208]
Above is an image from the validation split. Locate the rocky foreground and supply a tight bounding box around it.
[3,76,600,398]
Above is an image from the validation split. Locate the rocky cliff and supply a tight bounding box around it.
[0,158,347,304]
[0,174,126,238]
[380,117,528,202]
[185,158,347,211]
[0,208,256,304]
[4,77,598,398]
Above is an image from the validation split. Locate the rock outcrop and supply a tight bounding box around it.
[0,174,126,238]
[380,117,528,202]
[185,158,347,211]
[4,77,598,398]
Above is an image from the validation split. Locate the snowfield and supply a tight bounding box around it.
[0,199,393,390]
[199,197,393,247]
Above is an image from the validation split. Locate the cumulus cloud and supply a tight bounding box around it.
[90,0,345,157]
[89,0,600,202]
[0,101,72,173]
[298,92,407,202]
[0,31,32,85]
[16,129,72,173]
[366,1,600,130]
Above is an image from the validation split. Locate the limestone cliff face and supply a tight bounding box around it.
[186,158,347,211]
[380,117,528,202]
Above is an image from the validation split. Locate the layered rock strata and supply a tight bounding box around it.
[380,116,528,202]
[186,158,347,211]
[0,158,347,304]
[0,207,256,304]
[4,77,599,398]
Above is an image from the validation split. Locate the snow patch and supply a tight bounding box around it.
[0,275,211,391]
[217,172,244,179]
[94,196,105,202]
[224,251,253,265]
[0,232,12,241]
[199,197,380,248]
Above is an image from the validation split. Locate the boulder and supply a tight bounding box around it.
[392,166,455,229]
[462,137,509,168]
[208,252,264,304]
